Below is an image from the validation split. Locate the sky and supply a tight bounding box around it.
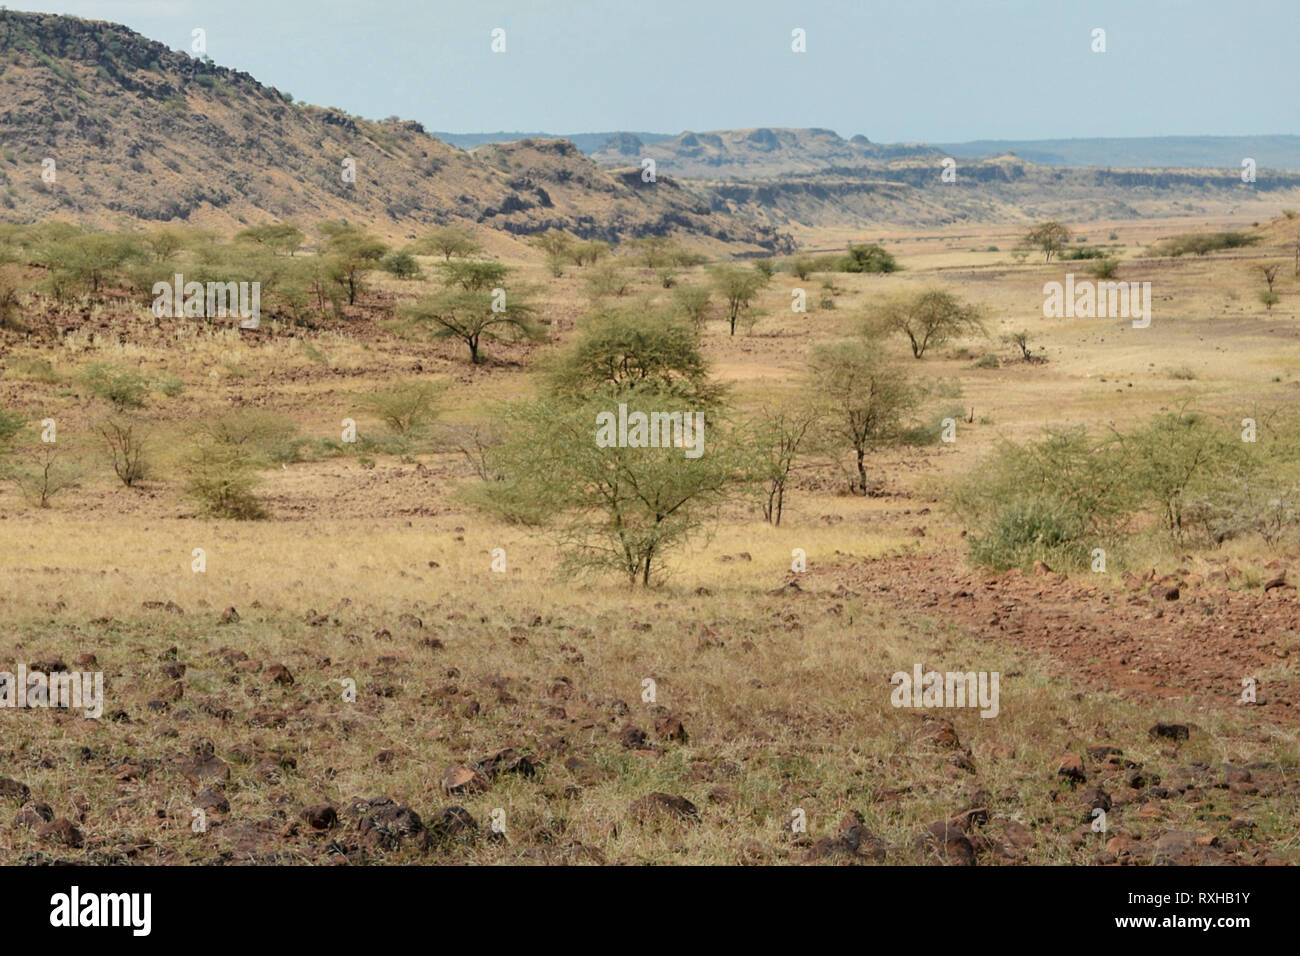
[11,0,1297,142]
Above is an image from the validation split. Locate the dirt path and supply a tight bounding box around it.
[822,549,1299,726]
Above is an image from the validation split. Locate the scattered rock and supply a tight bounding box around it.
[195,788,229,813]
[629,792,700,823]
[1148,723,1190,741]
[37,818,84,848]
[1057,753,1087,783]
[919,821,976,866]
[356,800,427,852]
[471,748,536,779]
[441,764,489,796]
[178,751,230,786]
[653,714,688,743]
[1149,584,1180,601]
[265,663,294,685]
[301,804,338,830]
[0,777,32,805]
[617,725,650,750]
[13,802,54,828]
[426,806,478,845]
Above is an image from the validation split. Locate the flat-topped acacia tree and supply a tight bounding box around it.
[402,262,545,363]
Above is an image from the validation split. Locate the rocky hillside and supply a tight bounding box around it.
[0,11,790,253]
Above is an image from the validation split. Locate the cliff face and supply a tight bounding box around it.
[0,12,792,253]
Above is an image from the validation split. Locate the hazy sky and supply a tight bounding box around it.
[13,0,1297,141]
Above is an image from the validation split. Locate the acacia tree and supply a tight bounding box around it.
[318,222,387,305]
[709,263,768,335]
[1024,221,1072,263]
[475,391,748,585]
[1122,407,1235,541]
[45,232,145,297]
[543,307,723,408]
[808,340,915,496]
[1260,262,1281,293]
[752,402,818,525]
[437,259,507,291]
[415,226,483,261]
[866,288,986,358]
[528,229,576,277]
[404,264,544,363]
[235,224,304,257]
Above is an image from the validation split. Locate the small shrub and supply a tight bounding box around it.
[0,406,25,447]
[1088,257,1120,279]
[198,408,302,464]
[183,440,264,519]
[4,442,81,508]
[356,379,445,436]
[98,415,148,487]
[671,286,711,327]
[380,249,422,280]
[7,355,59,383]
[82,363,148,409]
[153,374,185,398]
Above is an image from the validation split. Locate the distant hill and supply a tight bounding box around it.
[432,129,1300,177]
[589,127,938,179]
[434,131,677,154]
[935,136,1300,170]
[691,153,1300,231]
[0,11,790,253]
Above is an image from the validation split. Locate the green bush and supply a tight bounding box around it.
[1088,257,1120,279]
[198,408,303,465]
[82,363,148,409]
[1152,231,1261,257]
[183,440,265,519]
[968,498,1095,571]
[838,243,899,274]
[953,409,1300,567]
[1059,246,1106,261]
[951,427,1135,571]
[0,406,25,447]
[380,249,422,280]
[3,441,82,508]
[357,379,445,436]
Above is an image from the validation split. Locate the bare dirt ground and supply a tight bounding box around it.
[822,548,1300,725]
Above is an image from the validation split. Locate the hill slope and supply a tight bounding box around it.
[0,11,790,253]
